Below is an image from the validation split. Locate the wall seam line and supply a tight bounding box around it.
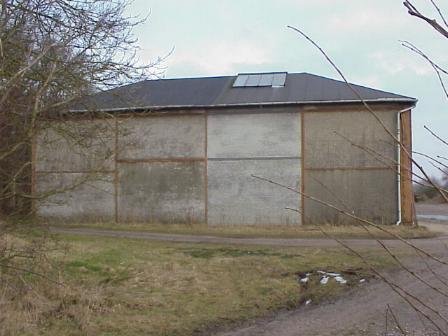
[204,111,208,226]
[301,111,305,225]
[114,118,119,223]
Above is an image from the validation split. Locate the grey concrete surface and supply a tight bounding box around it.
[117,161,205,223]
[118,114,205,159]
[207,110,300,158]
[36,172,115,221]
[207,109,301,225]
[302,109,399,225]
[36,120,116,172]
[303,110,397,169]
[208,159,301,225]
[304,169,398,225]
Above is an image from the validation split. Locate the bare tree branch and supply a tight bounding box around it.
[401,41,448,101]
[404,0,448,38]
[430,0,448,28]
[425,125,448,147]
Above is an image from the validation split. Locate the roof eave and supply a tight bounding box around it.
[68,98,417,114]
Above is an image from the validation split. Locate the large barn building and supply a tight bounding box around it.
[34,72,416,225]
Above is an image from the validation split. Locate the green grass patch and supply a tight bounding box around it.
[180,247,305,259]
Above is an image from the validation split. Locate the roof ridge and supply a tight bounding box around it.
[153,74,235,81]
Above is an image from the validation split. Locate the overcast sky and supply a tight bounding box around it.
[127,0,447,178]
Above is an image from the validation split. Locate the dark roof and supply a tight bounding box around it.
[71,72,416,112]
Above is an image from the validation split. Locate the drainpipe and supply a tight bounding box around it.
[396,104,416,226]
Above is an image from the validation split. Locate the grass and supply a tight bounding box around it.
[8,232,401,336]
[47,221,436,240]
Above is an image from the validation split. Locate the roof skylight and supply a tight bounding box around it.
[233,72,287,88]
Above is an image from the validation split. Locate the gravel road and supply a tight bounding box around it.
[50,226,446,248]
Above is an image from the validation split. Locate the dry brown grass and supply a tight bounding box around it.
[2,216,436,336]
[1,231,400,336]
[0,231,104,336]
[0,281,106,336]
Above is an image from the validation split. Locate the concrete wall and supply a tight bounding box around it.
[304,111,396,169]
[36,120,115,172]
[35,114,207,223]
[208,159,300,225]
[117,161,205,223]
[304,169,398,224]
[116,114,206,223]
[302,110,398,224]
[207,109,301,225]
[36,172,115,221]
[35,120,115,221]
[207,111,300,158]
[117,115,205,159]
[34,105,401,226]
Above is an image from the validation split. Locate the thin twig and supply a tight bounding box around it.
[430,0,448,28]
[387,304,408,335]
[0,262,63,286]
[425,125,448,147]
[401,41,448,101]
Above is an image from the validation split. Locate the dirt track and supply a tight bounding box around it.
[50,225,447,248]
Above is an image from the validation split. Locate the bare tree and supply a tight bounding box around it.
[0,0,163,217]
[0,1,163,331]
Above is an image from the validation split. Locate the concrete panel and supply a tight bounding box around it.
[304,169,398,225]
[304,111,397,168]
[36,120,115,172]
[36,173,115,221]
[118,114,205,159]
[208,111,300,158]
[208,159,301,225]
[118,162,205,223]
